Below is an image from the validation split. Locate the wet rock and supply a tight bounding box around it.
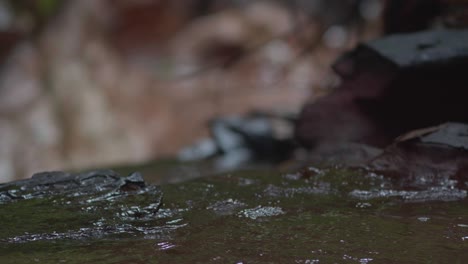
[0,170,163,242]
[1,163,467,262]
[396,122,468,149]
[296,29,468,150]
[367,29,468,69]
[179,111,295,169]
[0,170,155,202]
[3,123,468,262]
[369,123,468,193]
[304,142,383,166]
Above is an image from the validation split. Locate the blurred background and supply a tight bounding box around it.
[0,0,385,182]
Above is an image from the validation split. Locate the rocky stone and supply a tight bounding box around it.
[296,29,468,150]
[369,122,468,190]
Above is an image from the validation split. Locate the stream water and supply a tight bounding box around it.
[0,165,467,263]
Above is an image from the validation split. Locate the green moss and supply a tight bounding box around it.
[1,166,467,263]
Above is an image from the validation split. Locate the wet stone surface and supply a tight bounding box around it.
[0,165,467,263]
[0,170,163,243]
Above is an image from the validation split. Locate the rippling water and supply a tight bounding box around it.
[0,166,467,263]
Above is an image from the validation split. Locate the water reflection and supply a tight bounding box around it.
[156,241,176,251]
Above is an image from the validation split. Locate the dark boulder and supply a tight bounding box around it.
[295,29,468,150]
[383,0,443,34]
[369,122,468,190]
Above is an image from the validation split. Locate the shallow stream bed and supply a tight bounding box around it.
[1,165,467,263]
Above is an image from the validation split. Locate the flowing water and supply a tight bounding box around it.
[0,165,467,263]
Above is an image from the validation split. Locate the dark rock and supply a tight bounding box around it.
[382,0,468,34]
[179,111,296,169]
[395,122,468,149]
[0,170,155,202]
[369,123,468,190]
[0,170,163,242]
[383,0,443,34]
[305,142,383,166]
[367,29,468,69]
[296,29,468,150]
